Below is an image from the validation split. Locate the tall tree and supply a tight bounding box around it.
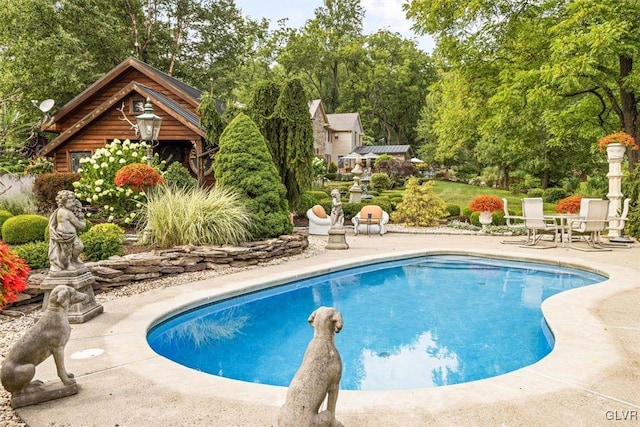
[272,78,314,212]
[277,0,364,112]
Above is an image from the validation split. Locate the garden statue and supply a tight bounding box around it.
[330,189,344,227]
[40,190,103,323]
[277,307,344,427]
[1,285,86,408]
[48,190,85,272]
[326,189,349,250]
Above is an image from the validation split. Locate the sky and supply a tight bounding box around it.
[234,0,436,53]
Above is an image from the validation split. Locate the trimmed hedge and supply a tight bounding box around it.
[80,223,125,262]
[2,214,49,244]
[0,210,13,229]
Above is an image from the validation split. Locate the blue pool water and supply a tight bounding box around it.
[147,255,605,391]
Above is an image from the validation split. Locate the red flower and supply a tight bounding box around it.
[469,195,503,213]
[114,163,164,192]
[597,131,638,152]
[555,195,582,214]
[0,242,30,308]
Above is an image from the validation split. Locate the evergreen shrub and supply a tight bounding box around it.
[1,214,49,244]
[542,187,567,203]
[162,162,197,191]
[11,241,49,269]
[370,173,391,191]
[214,113,292,240]
[445,204,461,217]
[0,210,13,229]
[527,188,544,198]
[391,177,448,227]
[80,223,124,261]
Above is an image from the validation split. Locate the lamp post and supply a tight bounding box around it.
[135,99,162,166]
[135,99,162,243]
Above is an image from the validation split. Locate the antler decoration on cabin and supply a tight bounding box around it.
[116,102,139,137]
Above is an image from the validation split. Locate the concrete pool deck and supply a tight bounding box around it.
[14,231,640,426]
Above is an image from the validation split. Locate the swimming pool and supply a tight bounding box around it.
[147,254,605,391]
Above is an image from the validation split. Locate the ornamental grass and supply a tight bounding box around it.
[143,184,252,248]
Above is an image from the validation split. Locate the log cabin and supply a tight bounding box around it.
[39,57,215,185]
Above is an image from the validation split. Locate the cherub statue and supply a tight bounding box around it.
[48,190,86,272]
[330,189,344,227]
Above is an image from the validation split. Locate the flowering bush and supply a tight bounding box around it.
[469,195,503,213]
[0,242,29,308]
[597,131,639,152]
[555,195,583,214]
[114,163,164,192]
[73,139,164,224]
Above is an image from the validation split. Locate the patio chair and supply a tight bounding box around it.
[520,198,558,249]
[567,199,611,251]
[602,198,633,247]
[500,198,529,244]
[352,205,389,236]
[306,205,331,235]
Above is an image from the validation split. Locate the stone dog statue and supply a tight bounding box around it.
[278,306,344,427]
[1,285,87,397]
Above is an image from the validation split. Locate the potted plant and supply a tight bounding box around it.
[469,195,503,229]
[598,131,638,161]
[555,195,583,214]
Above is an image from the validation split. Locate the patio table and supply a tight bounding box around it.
[544,213,580,247]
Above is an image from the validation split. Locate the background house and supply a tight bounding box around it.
[39,57,215,185]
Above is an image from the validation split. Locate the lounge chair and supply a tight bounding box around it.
[352,205,389,236]
[567,199,611,251]
[306,205,331,235]
[520,198,558,249]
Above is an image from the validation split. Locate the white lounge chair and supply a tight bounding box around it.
[352,205,389,236]
[306,205,331,235]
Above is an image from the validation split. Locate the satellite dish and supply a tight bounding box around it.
[39,99,55,113]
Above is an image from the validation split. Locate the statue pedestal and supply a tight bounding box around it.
[40,268,103,323]
[10,381,78,409]
[326,227,349,250]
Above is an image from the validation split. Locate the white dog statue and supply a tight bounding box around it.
[278,306,344,427]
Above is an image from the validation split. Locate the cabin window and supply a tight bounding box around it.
[70,151,91,173]
[131,98,145,115]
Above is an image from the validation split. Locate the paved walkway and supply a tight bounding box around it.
[15,231,640,426]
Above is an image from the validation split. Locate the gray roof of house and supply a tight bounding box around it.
[354,145,413,155]
[327,113,360,130]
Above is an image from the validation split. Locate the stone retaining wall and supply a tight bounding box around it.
[27,233,308,293]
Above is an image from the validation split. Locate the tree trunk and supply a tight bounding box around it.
[618,55,639,171]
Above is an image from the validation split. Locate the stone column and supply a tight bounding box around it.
[606,143,625,238]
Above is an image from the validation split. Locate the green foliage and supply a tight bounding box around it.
[73,139,163,224]
[214,113,292,240]
[80,223,124,262]
[369,197,393,214]
[197,91,225,151]
[312,157,326,179]
[11,241,49,269]
[1,214,48,244]
[305,190,331,202]
[585,175,608,198]
[0,192,37,215]
[542,187,567,203]
[328,162,338,174]
[445,204,461,217]
[391,177,448,226]
[370,173,391,191]
[32,172,80,214]
[469,211,480,227]
[0,209,13,229]
[527,188,545,198]
[271,78,315,212]
[162,162,197,191]
[144,184,251,248]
